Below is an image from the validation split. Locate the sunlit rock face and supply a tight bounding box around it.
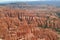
[0,5,59,40]
[0,39,2,40]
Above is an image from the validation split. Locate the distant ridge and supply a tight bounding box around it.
[0,1,60,7]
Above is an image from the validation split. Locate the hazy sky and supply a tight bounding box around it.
[0,0,60,3]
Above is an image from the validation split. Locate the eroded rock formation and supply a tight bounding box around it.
[0,7,59,40]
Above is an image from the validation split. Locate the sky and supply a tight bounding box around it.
[0,0,60,3]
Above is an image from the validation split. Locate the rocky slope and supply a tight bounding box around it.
[0,5,60,40]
